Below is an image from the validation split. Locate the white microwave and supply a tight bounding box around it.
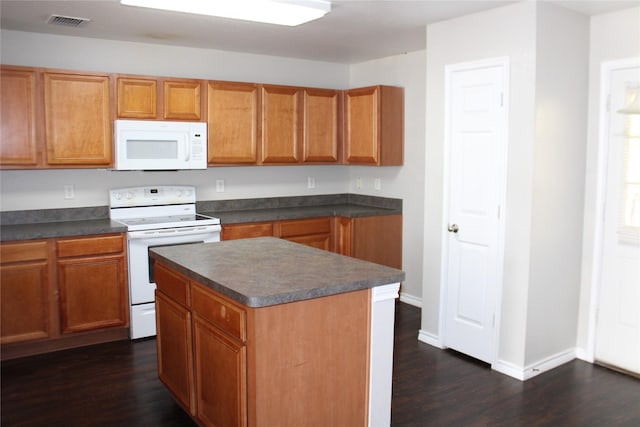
[114,120,207,170]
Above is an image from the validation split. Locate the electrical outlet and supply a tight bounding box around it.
[307,176,316,189]
[216,179,225,193]
[64,184,75,199]
[374,178,381,190]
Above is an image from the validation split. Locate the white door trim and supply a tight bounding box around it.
[584,56,640,363]
[437,56,510,365]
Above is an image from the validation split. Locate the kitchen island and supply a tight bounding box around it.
[150,237,405,427]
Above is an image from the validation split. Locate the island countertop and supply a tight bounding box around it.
[149,237,405,308]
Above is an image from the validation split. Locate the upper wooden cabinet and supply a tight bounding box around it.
[0,67,39,167]
[303,88,341,163]
[208,81,260,165]
[344,85,403,166]
[43,70,112,166]
[261,85,301,164]
[117,76,203,120]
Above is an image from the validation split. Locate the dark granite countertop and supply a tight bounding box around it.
[150,237,405,308]
[0,219,127,242]
[0,194,401,242]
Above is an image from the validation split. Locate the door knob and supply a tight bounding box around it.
[448,224,459,233]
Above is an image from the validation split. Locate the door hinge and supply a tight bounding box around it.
[500,92,504,107]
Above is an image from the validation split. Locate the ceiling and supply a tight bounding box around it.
[1,1,638,64]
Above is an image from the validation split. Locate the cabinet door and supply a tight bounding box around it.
[344,85,403,166]
[193,315,247,427]
[261,85,301,164]
[208,82,259,164]
[117,77,157,119]
[277,217,332,251]
[0,240,53,344]
[43,71,112,166]
[57,255,127,333]
[303,88,340,163]
[0,67,39,166]
[221,222,274,241]
[164,80,202,120]
[156,291,195,415]
[332,216,353,256]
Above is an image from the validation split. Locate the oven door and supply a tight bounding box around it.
[127,225,221,305]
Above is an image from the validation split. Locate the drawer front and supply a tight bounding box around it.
[192,282,246,342]
[222,222,274,241]
[155,263,191,308]
[278,217,331,238]
[57,234,124,258]
[0,240,49,264]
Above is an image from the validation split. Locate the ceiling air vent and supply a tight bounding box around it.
[47,14,91,28]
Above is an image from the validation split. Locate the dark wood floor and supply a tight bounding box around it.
[2,302,639,426]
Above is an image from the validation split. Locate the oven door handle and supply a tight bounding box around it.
[128,225,221,239]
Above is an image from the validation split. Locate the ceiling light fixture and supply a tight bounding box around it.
[120,0,331,26]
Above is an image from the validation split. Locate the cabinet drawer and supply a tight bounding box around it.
[57,234,124,258]
[155,263,191,308]
[278,217,331,238]
[192,282,246,342]
[1,241,49,264]
[222,222,274,241]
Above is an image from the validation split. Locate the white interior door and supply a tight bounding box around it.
[595,64,640,375]
[442,59,507,364]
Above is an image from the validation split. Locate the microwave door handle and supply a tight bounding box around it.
[184,140,190,161]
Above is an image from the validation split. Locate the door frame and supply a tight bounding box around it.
[584,57,640,363]
[437,57,510,366]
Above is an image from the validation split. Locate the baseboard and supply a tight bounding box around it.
[575,347,593,363]
[417,329,445,349]
[398,292,422,308]
[492,348,577,381]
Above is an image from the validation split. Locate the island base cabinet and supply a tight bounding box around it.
[247,289,370,427]
[193,315,247,427]
[155,290,195,416]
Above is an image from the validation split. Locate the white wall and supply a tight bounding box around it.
[423,1,538,367]
[423,1,592,376]
[349,50,427,305]
[525,1,589,367]
[577,7,640,358]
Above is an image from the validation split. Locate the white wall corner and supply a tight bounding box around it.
[417,329,444,349]
[575,347,594,363]
[399,292,422,308]
[493,348,577,381]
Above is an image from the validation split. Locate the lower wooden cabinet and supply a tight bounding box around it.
[0,234,129,360]
[222,214,402,269]
[156,290,195,415]
[0,240,54,344]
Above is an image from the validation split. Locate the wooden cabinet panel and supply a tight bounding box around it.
[155,263,191,307]
[58,255,127,333]
[0,67,39,166]
[344,85,403,166]
[164,80,202,120]
[285,233,331,251]
[277,217,331,237]
[156,290,195,415]
[221,222,274,241]
[0,240,54,344]
[117,77,157,119]
[193,314,247,427]
[261,85,301,164]
[332,216,353,256]
[192,282,246,342]
[303,88,341,163]
[208,81,259,164]
[43,71,112,166]
[352,214,402,269]
[57,234,124,258]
